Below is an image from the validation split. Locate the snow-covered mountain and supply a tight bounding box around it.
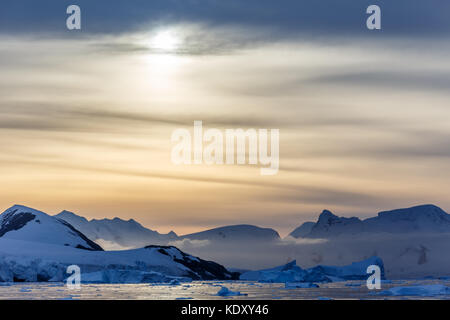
[0,238,239,283]
[0,205,103,251]
[364,205,450,233]
[55,210,177,250]
[305,209,364,238]
[0,205,239,283]
[56,211,280,249]
[180,225,280,243]
[290,205,450,238]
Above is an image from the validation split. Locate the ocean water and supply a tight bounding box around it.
[0,280,449,300]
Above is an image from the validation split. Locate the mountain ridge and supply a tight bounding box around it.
[3,203,448,248]
[179,224,281,242]
[290,204,450,239]
[55,210,178,250]
[0,205,239,283]
[56,211,281,249]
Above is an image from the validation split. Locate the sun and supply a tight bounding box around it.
[151,30,180,52]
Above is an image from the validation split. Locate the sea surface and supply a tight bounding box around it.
[0,279,449,300]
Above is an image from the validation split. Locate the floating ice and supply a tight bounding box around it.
[378,284,450,297]
[285,282,319,289]
[217,286,247,296]
[240,256,385,284]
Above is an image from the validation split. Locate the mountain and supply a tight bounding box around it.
[0,205,239,283]
[288,221,315,238]
[0,205,103,251]
[180,225,280,242]
[364,205,450,233]
[55,210,177,250]
[57,212,281,248]
[306,210,364,238]
[292,205,450,238]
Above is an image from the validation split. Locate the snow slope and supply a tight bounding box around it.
[56,210,177,249]
[0,239,239,282]
[180,225,280,243]
[287,222,315,238]
[0,205,102,251]
[364,205,450,233]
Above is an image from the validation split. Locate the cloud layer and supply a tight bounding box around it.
[0,3,449,235]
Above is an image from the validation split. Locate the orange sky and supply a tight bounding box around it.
[1,29,450,236]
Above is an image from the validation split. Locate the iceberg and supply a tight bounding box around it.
[240,260,311,283]
[217,286,247,296]
[308,256,385,281]
[240,256,385,283]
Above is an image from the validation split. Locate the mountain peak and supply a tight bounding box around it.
[0,205,102,251]
[168,231,178,237]
[5,204,41,214]
[318,209,337,220]
[305,209,363,238]
[59,210,77,216]
[2,205,53,222]
[56,210,89,224]
[316,210,361,226]
[291,204,450,239]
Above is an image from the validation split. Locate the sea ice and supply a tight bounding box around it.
[217,286,247,296]
[285,282,319,289]
[240,256,385,284]
[378,284,450,297]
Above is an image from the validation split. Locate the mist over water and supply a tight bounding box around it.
[172,233,450,279]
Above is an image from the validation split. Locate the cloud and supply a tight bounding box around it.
[1,14,450,237]
[279,236,328,245]
[257,188,399,208]
[0,99,400,135]
[166,230,450,276]
[168,238,210,249]
[310,70,450,93]
[94,239,135,251]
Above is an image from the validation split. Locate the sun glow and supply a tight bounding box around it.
[151,30,180,52]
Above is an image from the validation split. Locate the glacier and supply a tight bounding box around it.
[0,240,239,283]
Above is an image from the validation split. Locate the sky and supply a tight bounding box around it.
[0,1,450,236]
